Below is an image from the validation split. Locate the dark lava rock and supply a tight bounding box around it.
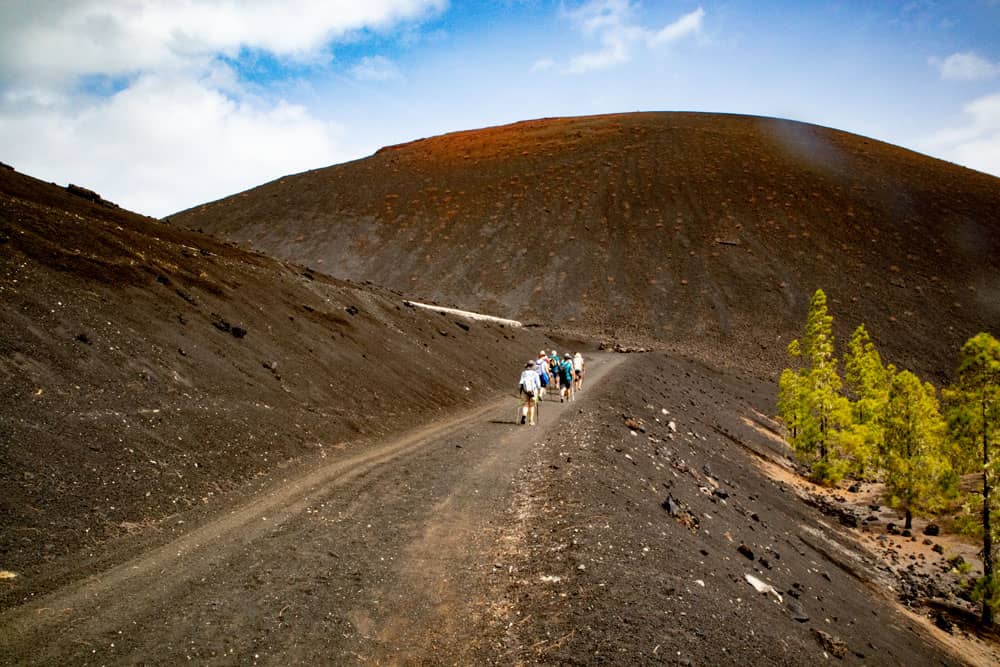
[902,529,911,538]
[932,611,954,634]
[923,524,940,536]
[712,488,729,500]
[75,333,92,345]
[848,483,860,493]
[786,596,810,622]
[737,543,755,560]
[932,544,944,554]
[662,495,682,517]
[345,305,359,316]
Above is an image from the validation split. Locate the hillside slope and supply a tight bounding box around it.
[173,112,1000,379]
[0,166,555,605]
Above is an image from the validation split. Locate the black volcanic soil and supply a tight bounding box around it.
[488,353,996,665]
[0,166,558,607]
[172,112,1000,381]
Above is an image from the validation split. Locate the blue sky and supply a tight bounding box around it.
[0,1,998,217]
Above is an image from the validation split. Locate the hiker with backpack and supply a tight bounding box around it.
[535,351,550,400]
[559,353,575,402]
[518,361,541,425]
[548,350,561,392]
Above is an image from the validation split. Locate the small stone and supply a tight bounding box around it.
[923,524,940,537]
[737,544,755,560]
[812,629,848,658]
[786,597,810,622]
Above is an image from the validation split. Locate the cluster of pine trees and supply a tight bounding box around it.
[777,289,1000,624]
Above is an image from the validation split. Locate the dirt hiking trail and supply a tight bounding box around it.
[0,353,625,665]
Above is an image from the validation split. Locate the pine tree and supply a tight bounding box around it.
[881,369,953,529]
[843,324,890,474]
[777,367,805,442]
[783,289,852,484]
[943,332,1000,626]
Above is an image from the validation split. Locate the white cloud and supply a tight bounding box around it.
[351,55,401,81]
[931,52,1000,81]
[0,71,346,216]
[921,92,1000,176]
[0,0,446,216]
[0,0,447,84]
[557,1,703,74]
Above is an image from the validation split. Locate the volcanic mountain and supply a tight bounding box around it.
[174,112,1000,379]
[4,119,1000,664]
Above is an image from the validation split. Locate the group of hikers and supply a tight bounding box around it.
[517,350,586,425]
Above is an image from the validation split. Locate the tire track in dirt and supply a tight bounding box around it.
[0,353,626,665]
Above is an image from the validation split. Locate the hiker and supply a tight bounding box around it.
[518,361,541,425]
[573,351,585,391]
[535,351,550,400]
[549,350,561,391]
[559,353,575,402]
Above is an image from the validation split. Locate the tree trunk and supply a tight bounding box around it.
[905,508,912,531]
[982,396,994,627]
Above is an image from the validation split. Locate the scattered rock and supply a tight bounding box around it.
[932,544,944,555]
[211,316,246,338]
[668,420,677,433]
[176,289,197,304]
[624,417,646,433]
[662,495,682,517]
[812,629,849,658]
[745,573,782,602]
[932,611,954,634]
[75,333,92,345]
[785,596,810,622]
[923,524,940,537]
[737,544,755,560]
[345,305,359,316]
[848,483,861,493]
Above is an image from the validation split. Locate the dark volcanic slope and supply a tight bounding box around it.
[174,112,1000,378]
[0,166,554,605]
